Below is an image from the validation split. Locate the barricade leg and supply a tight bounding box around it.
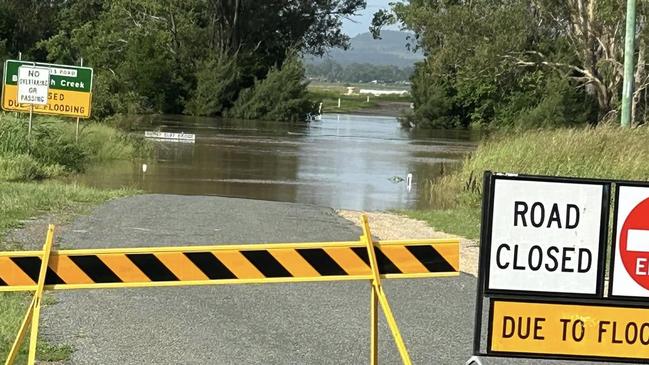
[360,215,412,365]
[4,298,36,365]
[5,224,55,365]
[370,285,378,365]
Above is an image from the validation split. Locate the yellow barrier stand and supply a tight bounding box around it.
[361,215,413,365]
[2,216,459,365]
[5,224,55,365]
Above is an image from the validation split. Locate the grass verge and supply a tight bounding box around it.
[404,126,649,240]
[0,181,134,363]
[0,114,148,181]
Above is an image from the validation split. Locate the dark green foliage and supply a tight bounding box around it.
[374,0,611,129]
[185,57,242,116]
[227,57,316,122]
[404,63,463,129]
[498,77,598,128]
[0,0,366,121]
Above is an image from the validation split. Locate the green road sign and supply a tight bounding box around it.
[2,59,94,118]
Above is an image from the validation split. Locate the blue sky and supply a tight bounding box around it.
[342,0,396,36]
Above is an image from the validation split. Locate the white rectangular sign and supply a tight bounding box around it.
[144,131,195,142]
[610,185,649,298]
[486,177,607,295]
[17,66,50,105]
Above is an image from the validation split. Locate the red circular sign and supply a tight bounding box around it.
[620,197,649,290]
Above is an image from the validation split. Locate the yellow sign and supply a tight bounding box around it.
[490,300,649,360]
[2,60,93,118]
[2,84,91,118]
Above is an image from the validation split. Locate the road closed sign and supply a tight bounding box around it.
[485,176,609,296]
[610,184,649,298]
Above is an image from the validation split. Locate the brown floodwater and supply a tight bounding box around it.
[71,114,478,211]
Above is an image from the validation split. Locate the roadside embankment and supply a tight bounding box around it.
[0,114,143,362]
[403,126,649,242]
[0,115,146,181]
[337,210,480,276]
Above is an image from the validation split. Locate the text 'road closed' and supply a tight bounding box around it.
[490,300,649,361]
[486,178,607,295]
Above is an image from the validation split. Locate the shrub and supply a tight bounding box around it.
[0,154,64,181]
[0,114,145,181]
[184,57,242,116]
[226,56,316,122]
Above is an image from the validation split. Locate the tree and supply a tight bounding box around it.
[32,0,367,119]
[373,0,648,127]
[226,56,316,122]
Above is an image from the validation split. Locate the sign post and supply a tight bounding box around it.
[76,57,83,142]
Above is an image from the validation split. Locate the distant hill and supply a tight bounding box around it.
[307,30,423,68]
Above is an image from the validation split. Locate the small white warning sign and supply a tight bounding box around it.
[17,66,50,105]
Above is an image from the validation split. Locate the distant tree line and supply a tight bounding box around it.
[306,59,414,83]
[373,0,649,129]
[0,0,366,121]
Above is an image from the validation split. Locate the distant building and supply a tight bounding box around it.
[359,89,410,97]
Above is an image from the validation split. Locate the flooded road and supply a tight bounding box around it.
[73,114,477,211]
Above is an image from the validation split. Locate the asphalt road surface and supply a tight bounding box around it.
[39,195,619,364]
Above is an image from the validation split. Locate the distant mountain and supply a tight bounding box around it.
[307,30,423,68]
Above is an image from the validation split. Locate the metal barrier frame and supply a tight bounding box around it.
[3,215,460,365]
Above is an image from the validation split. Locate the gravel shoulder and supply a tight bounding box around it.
[337,210,480,276]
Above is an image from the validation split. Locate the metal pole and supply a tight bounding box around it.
[76,57,83,142]
[370,285,378,365]
[16,52,21,120]
[28,105,33,137]
[28,61,36,139]
[621,0,637,128]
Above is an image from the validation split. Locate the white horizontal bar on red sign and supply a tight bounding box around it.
[627,229,649,252]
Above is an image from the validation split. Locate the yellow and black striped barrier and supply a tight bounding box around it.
[0,240,458,290]
[2,215,460,365]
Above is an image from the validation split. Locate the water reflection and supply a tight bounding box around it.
[72,114,477,210]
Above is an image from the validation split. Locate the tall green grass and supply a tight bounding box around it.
[408,126,649,239]
[0,114,145,181]
[0,181,133,236]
